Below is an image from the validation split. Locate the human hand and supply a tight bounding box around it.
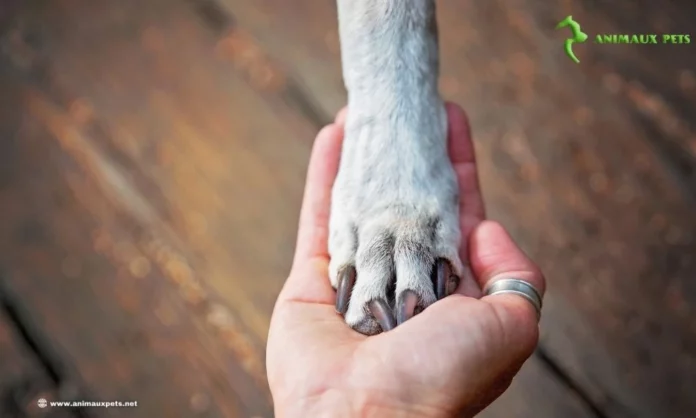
[266,103,546,417]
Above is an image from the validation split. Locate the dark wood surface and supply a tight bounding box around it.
[0,307,65,417]
[0,0,694,417]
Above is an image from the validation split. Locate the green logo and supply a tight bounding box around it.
[555,16,691,63]
[556,15,588,64]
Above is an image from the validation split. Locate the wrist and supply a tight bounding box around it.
[274,389,446,418]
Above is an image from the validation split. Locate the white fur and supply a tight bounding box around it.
[330,0,463,334]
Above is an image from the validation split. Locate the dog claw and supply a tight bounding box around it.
[396,290,419,325]
[368,299,396,332]
[434,259,459,300]
[337,260,459,333]
[335,266,356,315]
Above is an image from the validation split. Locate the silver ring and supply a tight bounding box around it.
[483,278,543,319]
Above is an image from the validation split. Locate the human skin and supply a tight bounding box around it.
[266,103,546,418]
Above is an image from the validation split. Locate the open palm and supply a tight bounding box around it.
[267,104,545,417]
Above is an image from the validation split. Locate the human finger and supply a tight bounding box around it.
[469,220,546,324]
[282,123,345,304]
[446,103,485,297]
[446,102,485,230]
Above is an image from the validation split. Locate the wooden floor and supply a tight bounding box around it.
[0,0,694,416]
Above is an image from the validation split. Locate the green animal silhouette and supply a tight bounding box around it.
[556,15,588,64]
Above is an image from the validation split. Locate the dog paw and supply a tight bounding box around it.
[328,105,463,335]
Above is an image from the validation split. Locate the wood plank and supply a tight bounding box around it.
[479,358,593,418]
[212,0,345,118]
[436,3,696,417]
[209,1,696,417]
[0,309,64,417]
[2,0,316,345]
[0,6,275,416]
[0,0,595,417]
[0,102,273,417]
[5,0,694,416]
[0,48,75,418]
[0,312,30,393]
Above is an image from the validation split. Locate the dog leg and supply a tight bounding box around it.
[330,0,464,335]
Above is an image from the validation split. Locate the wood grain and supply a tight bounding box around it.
[0,4,275,415]
[0,0,694,416]
[0,0,593,416]
[210,1,696,417]
[0,309,64,417]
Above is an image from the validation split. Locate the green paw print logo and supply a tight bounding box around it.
[556,15,588,63]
